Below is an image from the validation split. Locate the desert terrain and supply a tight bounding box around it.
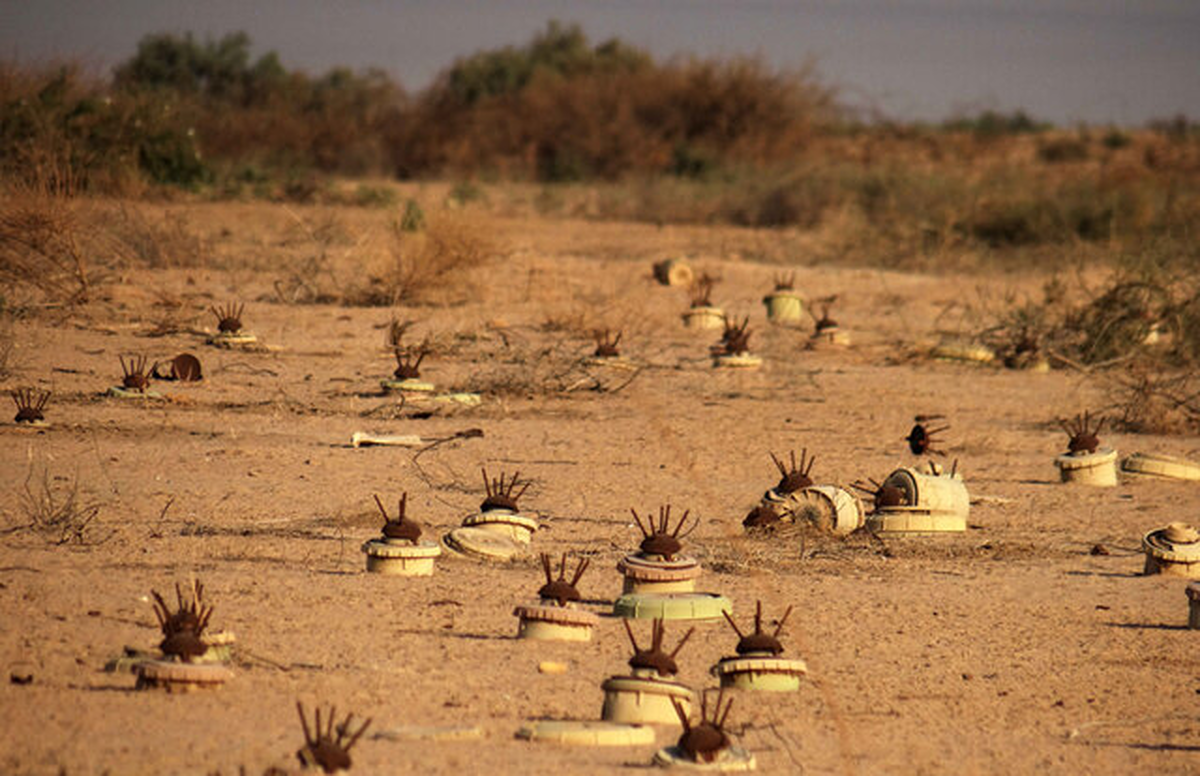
[1,198,1198,775]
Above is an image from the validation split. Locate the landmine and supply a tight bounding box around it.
[930,340,995,364]
[1142,522,1200,579]
[1122,452,1200,482]
[107,355,163,400]
[683,275,725,331]
[1055,411,1118,487]
[615,506,731,621]
[712,317,761,370]
[762,273,804,325]
[458,468,539,544]
[517,721,656,746]
[134,580,233,693]
[362,494,441,576]
[602,620,695,726]
[807,299,851,348]
[654,258,694,287]
[712,602,806,692]
[856,460,969,536]
[514,554,599,641]
[788,486,865,535]
[206,301,260,349]
[653,689,756,771]
[11,388,50,428]
[583,330,637,370]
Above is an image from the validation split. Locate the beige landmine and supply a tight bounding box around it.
[514,554,600,641]
[653,689,756,771]
[1122,452,1200,482]
[683,275,725,330]
[712,317,761,370]
[788,486,865,535]
[1187,582,1200,630]
[930,340,995,364]
[861,461,969,536]
[1142,523,1200,579]
[458,468,539,544]
[135,580,232,693]
[654,258,695,287]
[206,302,260,349]
[1055,411,1118,487]
[712,602,806,692]
[11,388,50,428]
[441,526,522,562]
[761,273,804,325]
[807,298,851,348]
[362,494,441,576]
[516,721,656,746]
[350,432,423,448]
[618,506,700,593]
[108,355,163,399]
[616,506,731,620]
[601,620,696,726]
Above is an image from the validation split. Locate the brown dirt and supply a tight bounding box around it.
[2,201,1199,775]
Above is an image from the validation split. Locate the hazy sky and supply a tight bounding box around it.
[5,0,1199,125]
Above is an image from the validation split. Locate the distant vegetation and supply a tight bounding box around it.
[1,22,1198,268]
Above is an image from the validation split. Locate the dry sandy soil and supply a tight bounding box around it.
[1,200,1198,775]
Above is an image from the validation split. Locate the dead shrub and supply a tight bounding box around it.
[0,189,99,304]
[385,210,497,305]
[10,462,107,545]
[1104,365,1200,435]
[110,205,211,268]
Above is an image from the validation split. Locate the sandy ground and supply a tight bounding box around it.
[1,201,1198,775]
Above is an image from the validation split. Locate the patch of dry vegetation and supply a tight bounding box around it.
[0,188,102,305]
[6,461,106,545]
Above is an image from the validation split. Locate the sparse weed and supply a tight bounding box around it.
[0,188,98,305]
[12,461,106,545]
[385,210,496,305]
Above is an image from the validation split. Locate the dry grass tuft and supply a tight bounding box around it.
[385,210,497,305]
[0,188,98,305]
[11,461,106,545]
[110,205,211,269]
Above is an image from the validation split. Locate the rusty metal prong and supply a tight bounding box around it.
[669,626,695,659]
[950,459,959,478]
[570,557,590,587]
[372,494,389,523]
[774,605,794,638]
[344,715,371,752]
[622,618,640,653]
[717,691,734,729]
[540,553,552,584]
[671,509,690,538]
[630,508,649,538]
[671,697,691,730]
[297,702,313,746]
[770,451,787,477]
[721,608,745,640]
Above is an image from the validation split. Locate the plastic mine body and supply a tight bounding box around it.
[1056,448,1119,486]
[461,510,539,544]
[618,553,702,595]
[867,466,969,536]
[514,603,600,641]
[362,539,441,576]
[601,668,694,726]
[1143,524,1200,579]
[763,290,804,324]
[683,306,726,330]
